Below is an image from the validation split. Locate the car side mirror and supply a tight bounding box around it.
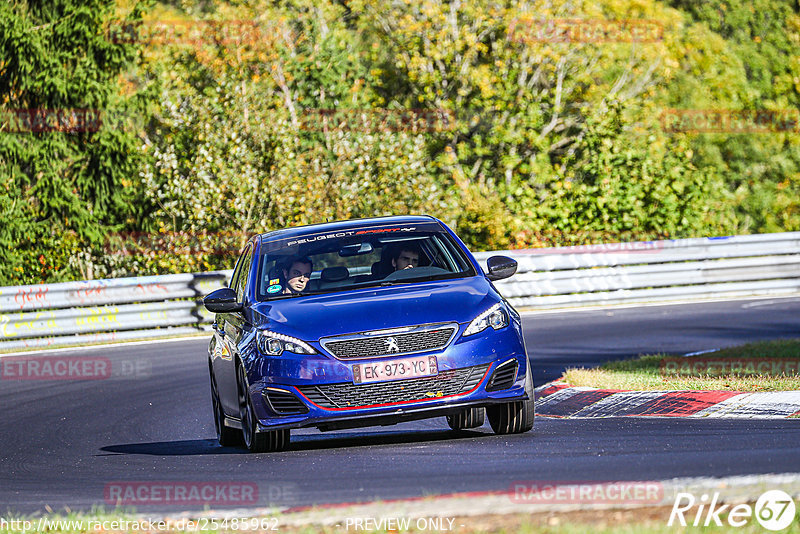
[486,255,517,281]
[204,288,242,313]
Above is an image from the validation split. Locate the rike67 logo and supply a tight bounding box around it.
[669,490,796,531]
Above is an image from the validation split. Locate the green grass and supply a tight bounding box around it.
[563,339,800,391]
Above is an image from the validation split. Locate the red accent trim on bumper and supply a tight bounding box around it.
[292,366,493,411]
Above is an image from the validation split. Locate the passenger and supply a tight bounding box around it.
[391,245,420,271]
[282,257,313,294]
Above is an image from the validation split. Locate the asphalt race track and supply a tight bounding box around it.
[1,297,799,515]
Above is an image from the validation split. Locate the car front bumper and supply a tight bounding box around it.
[240,323,531,432]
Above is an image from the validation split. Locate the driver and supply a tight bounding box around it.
[283,257,313,294]
[391,245,420,271]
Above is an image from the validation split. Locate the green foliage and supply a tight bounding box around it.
[1,0,799,283]
[98,0,453,276]
[534,103,735,239]
[0,0,144,284]
[665,0,800,234]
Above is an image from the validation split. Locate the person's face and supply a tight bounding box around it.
[283,261,312,293]
[393,250,419,270]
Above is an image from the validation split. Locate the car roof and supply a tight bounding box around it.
[257,215,440,244]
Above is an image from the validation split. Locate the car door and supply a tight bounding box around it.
[214,242,253,417]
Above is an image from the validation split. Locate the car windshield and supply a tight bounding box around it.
[256,221,476,300]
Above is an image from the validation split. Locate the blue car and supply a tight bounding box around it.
[204,215,533,452]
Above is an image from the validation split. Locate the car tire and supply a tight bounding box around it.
[210,362,243,447]
[237,364,290,453]
[446,407,485,430]
[486,358,534,435]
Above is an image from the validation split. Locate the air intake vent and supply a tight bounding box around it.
[486,359,518,392]
[320,323,458,360]
[263,389,309,415]
[297,363,491,409]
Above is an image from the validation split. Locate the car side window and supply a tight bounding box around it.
[229,246,248,291]
[236,245,254,303]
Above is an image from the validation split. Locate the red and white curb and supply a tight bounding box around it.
[535,383,800,419]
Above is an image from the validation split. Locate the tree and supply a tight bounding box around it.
[0,0,145,284]
[665,0,800,233]
[352,0,737,246]
[130,0,451,275]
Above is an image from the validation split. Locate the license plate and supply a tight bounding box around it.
[352,355,438,384]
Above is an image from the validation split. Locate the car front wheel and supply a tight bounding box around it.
[237,364,290,452]
[446,407,485,430]
[210,362,243,447]
[486,358,534,434]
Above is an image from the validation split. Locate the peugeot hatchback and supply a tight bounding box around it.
[204,215,533,452]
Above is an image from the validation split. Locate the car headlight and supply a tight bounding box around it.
[463,302,509,337]
[257,331,317,355]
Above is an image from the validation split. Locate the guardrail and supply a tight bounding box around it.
[0,272,232,351]
[1,232,798,351]
[474,231,800,308]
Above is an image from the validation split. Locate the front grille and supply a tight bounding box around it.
[263,389,309,415]
[486,359,518,392]
[321,323,457,360]
[296,363,491,409]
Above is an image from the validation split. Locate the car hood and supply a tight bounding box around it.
[249,276,498,341]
